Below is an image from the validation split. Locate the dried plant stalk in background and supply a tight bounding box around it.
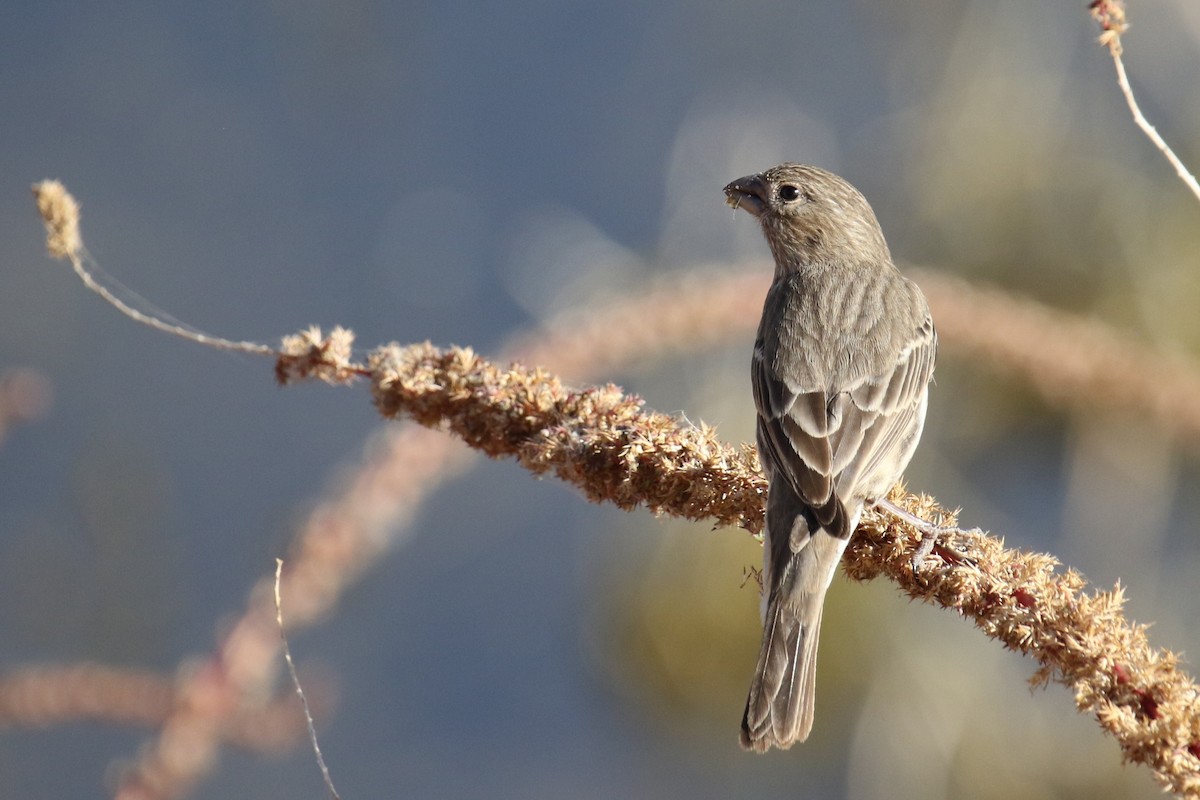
[111,424,469,800]
[914,269,1200,445]
[0,664,319,753]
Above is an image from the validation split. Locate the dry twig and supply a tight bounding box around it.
[1088,0,1200,203]
[275,559,341,800]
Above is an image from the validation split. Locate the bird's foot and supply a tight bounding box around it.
[876,499,980,573]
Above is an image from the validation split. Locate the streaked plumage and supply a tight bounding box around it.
[724,164,936,751]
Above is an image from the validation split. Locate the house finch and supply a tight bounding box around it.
[724,163,936,751]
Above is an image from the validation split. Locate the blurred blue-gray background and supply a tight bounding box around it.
[3,1,1200,797]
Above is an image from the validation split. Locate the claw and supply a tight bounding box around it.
[877,498,977,573]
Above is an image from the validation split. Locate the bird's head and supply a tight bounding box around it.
[724,163,891,269]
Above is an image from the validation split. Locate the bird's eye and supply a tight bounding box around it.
[778,184,802,202]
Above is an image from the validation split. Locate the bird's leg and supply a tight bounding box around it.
[875,498,978,572]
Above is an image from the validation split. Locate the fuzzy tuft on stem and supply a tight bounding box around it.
[285,336,1200,796]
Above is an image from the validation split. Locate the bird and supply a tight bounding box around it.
[724,163,937,751]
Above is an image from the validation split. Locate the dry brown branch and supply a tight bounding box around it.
[362,341,766,528]
[852,497,1200,797]
[0,663,323,753]
[278,335,1200,795]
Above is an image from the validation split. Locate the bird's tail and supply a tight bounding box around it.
[740,533,847,751]
[739,590,824,751]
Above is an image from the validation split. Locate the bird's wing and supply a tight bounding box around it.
[828,315,937,499]
[752,341,835,513]
[753,314,936,516]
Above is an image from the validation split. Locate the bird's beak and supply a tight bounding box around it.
[724,174,767,217]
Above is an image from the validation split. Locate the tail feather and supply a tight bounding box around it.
[741,464,855,751]
[740,596,824,751]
